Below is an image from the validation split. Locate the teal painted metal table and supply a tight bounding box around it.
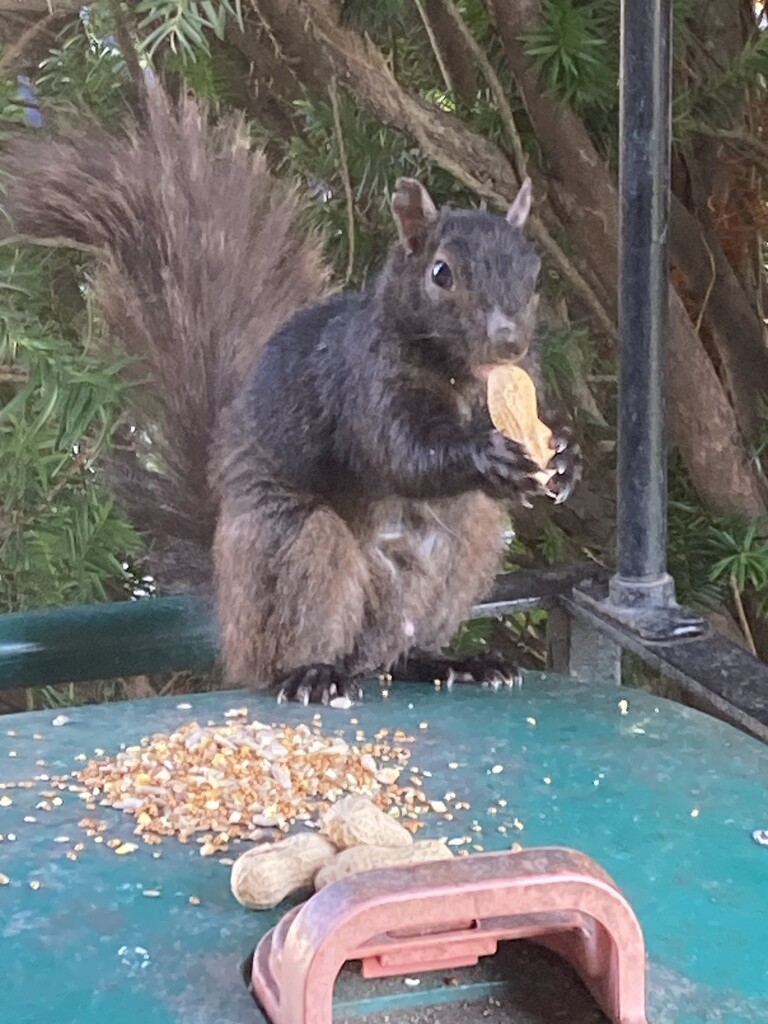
[1,674,767,1023]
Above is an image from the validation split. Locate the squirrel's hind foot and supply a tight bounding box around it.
[391,648,522,689]
[275,663,363,706]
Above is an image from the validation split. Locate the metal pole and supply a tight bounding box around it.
[610,0,675,610]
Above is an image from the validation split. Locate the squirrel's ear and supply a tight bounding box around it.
[506,177,532,229]
[391,178,438,255]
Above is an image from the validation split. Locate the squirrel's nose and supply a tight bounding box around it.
[487,307,526,357]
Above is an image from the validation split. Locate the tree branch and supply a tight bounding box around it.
[328,77,356,284]
[440,0,526,182]
[413,0,454,95]
[423,0,477,107]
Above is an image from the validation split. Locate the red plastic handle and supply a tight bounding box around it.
[250,846,648,1024]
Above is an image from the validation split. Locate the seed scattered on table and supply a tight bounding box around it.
[73,714,436,853]
[115,842,139,855]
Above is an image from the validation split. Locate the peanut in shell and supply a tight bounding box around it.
[314,838,453,890]
[230,832,337,910]
[486,365,554,486]
[319,794,413,850]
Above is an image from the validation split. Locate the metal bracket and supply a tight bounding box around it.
[573,578,709,644]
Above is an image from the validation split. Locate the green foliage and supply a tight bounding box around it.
[162,45,237,103]
[136,0,243,60]
[0,10,145,624]
[668,500,731,611]
[539,324,598,398]
[0,78,31,128]
[450,604,550,671]
[674,25,768,142]
[522,1,615,114]
[517,0,749,156]
[0,248,141,612]
[709,521,768,595]
[34,10,132,120]
[536,522,578,564]
[667,454,768,619]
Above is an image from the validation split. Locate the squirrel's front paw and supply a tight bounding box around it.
[543,422,582,505]
[474,430,545,507]
[275,663,363,706]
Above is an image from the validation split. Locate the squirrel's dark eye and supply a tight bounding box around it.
[431,259,453,290]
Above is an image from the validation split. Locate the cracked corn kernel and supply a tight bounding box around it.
[114,842,139,855]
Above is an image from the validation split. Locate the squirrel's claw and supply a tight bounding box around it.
[544,424,582,505]
[476,430,546,504]
[392,649,522,689]
[275,664,363,706]
[442,651,523,689]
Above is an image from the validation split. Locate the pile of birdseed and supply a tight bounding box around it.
[73,710,438,854]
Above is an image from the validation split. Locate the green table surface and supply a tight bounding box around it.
[1,673,767,1024]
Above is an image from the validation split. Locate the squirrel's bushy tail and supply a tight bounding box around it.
[1,87,330,590]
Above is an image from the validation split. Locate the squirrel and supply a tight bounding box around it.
[1,86,581,704]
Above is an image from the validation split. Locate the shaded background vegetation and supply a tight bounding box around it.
[2,0,768,709]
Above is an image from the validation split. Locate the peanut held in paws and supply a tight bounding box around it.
[486,365,555,490]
